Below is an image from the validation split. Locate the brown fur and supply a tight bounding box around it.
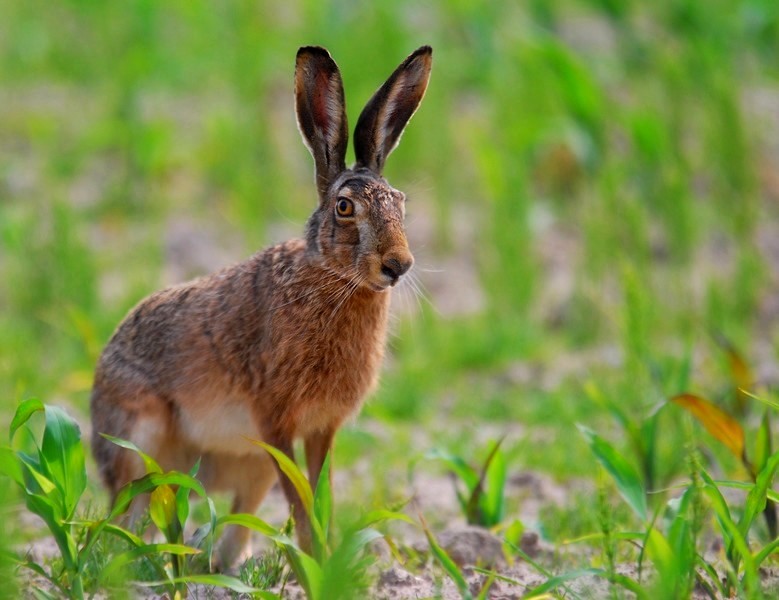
[90,45,432,566]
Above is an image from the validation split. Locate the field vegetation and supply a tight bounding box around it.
[1,0,779,597]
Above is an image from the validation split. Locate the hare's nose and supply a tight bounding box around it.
[381,251,414,285]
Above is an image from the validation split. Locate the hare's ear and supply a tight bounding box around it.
[354,46,432,174]
[295,46,349,198]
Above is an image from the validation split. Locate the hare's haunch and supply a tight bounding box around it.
[90,45,432,567]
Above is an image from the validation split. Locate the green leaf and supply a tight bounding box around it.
[699,470,734,552]
[110,471,206,520]
[503,519,525,548]
[354,509,415,529]
[754,410,771,477]
[15,558,65,596]
[100,433,162,474]
[738,451,779,541]
[421,516,471,600]
[24,493,78,570]
[310,451,333,564]
[216,513,279,538]
[320,528,384,598]
[18,452,57,496]
[578,425,647,521]
[754,535,779,568]
[150,484,179,542]
[424,448,479,491]
[524,568,605,598]
[666,486,696,583]
[100,523,145,548]
[465,438,505,526]
[483,443,507,526]
[313,451,333,556]
[40,405,86,519]
[710,479,779,503]
[644,527,676,585]
[282,544,322,600]
[475,570,496,600]
[9,398,44,441]
[0,447,24,486]
[585,381,630,430]
[248,440,313,517]
[741,389,779,412]
[173,458,200,536]
[139,574,277,595]
[30,588,59,600]
[101,543,200,584]
[699,469,757,588]
[204,495,217,571]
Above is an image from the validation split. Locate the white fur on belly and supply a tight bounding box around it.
[177,402,263,455]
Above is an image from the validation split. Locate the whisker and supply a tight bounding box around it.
[408,271,440,316]
[266,265,360,312]
[328,273,364,321]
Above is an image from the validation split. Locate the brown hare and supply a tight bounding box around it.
[90,45,432,567]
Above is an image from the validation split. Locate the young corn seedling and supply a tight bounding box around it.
[0,399,90,599]
[98,435,262,599]
[671,337,776,539]
[0,399,258,599]
[216,439,411,600]
[420,515,495,600]
[584,381,671,497]
[578,425,710,599]
[422,438,508,527]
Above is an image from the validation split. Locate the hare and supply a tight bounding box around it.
[90,45,432,567]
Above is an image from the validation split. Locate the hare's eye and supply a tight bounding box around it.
[335,198,354,217]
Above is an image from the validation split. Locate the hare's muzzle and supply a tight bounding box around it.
[380,248,414,286]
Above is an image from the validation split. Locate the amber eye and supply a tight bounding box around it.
[335,197,354,217]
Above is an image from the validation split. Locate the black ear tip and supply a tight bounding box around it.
[297,46,333,60]
[404,45,433,70]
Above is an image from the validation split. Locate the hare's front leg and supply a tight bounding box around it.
[199,452,278,570]
[264,434,314,551]
[304,428,335,494]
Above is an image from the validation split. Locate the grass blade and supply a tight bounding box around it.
[320,528,384,599]
[738,451,779,542]
[139,574,279,596]
[578,425,647,521]
[101,542,200,584]
[354,509,415,529]
[282,545,322,600]
[465,437,505,526]
[313,451,332,562]
[100,433,162,474]
[424,448,480,490]
[248,440,313,517]
[216,513,280,538]
[420,514,471,599]
[483,442,507,526]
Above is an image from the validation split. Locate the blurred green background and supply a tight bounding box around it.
[1,0,778,529]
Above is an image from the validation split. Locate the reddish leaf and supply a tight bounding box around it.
[671,394,745,461]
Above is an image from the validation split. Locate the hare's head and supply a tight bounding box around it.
[295,46,432,292]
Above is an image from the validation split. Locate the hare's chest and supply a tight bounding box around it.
[269,295,390,435]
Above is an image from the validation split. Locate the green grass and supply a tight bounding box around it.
[1,0,779,597]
